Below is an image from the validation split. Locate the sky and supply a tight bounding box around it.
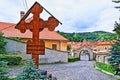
[0,0,120,33]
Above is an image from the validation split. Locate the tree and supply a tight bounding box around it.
[0,56,8,80]
[16,60,41,80]
[113,21,120,39]
[72,33,81,42]
[107,0,120,66]
[57,31,72,41]
[67,45,71,51]
[0,32,7,54]
[108,40,120,65]
[112,0,120,39]
[112,0,120,9]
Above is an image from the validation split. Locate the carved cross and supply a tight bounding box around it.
[15,2,59,67]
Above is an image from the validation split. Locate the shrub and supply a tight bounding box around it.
[0,32,7,54]
[0,54,22,65]
[0,61,9,80]
[16,59,41,80]
[68,56,79,62]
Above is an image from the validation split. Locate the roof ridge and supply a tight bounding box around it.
[0,21,15,24]
[54,31,69,41]
[0,24,15,31]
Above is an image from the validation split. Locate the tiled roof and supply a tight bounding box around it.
[95,41,112,45]
[0,22,68,41]
[95,51,110,55]
[67,40,114,50]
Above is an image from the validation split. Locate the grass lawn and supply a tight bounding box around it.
[95,62,120,75]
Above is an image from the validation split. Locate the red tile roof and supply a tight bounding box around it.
[67,40,114,50]
[0,22,68,41]
[95,51,110,55]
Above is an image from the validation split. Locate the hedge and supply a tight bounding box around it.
[68,56,79,62]
[0,54,22,65]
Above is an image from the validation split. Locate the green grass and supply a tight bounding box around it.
[95,62,120,75]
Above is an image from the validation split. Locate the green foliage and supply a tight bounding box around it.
[16,59,41,80]
[57,31,72,41]
[113,21,120,39]
[68,56,79,62]
[0,60,9,80]
[57,31,117,42]
[0,54,22,65]
[113,0,120,3]
[0,32,7,54]
[108,40,120,65]
[108,0,120,66]
[72,33,81,42]
[110,40,120,53]
[67,45,71,51]
[112,0,120,9]
[108,53,120,65]
[95,62,116,73]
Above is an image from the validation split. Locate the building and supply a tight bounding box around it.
[0,21,69,63]
[67,39,115,63]
[0,22,68,51]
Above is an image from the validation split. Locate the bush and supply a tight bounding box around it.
[68,56,79,62]
[95,62,116,73]
[0,61,9,80]
[0,32,7,54]
[16,59,41,80]
[0,54,22,65]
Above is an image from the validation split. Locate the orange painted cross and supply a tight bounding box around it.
[15,2,60,67]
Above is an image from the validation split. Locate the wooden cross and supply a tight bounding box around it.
[15,2,60,67]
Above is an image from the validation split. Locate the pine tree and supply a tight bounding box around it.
[108,40,120,65]
[113,21,120,39]
[108,0,120,66]
[0,59,8,80]
[112,0,120,9]
[0,32,7,54]
[16,59,41,80]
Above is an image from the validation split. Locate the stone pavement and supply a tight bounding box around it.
[39,61,116,80]
[9,61,116,80]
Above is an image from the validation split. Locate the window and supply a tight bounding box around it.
[52,44,57,50]
[98,56,101,62]
[104,56,108,64]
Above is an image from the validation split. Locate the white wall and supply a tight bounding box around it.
[5,38,68,63]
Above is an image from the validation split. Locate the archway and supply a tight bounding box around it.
[79,49,90,61]
[74,45,93,61]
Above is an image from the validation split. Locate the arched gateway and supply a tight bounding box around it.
[73,45,94,61]
[68,39,114,61]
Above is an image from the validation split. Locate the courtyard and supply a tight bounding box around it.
[0,0,120,80]
[9,61,116,80]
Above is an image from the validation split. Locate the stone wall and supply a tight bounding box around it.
[5,38,31,59]
[5,38,68,63]
[39,48,68,63]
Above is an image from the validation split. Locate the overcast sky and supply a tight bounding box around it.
[0,0,119,33]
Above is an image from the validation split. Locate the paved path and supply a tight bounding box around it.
[9,61,116,80]
[39,61,115,80]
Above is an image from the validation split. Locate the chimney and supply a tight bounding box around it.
[20,11,25,19]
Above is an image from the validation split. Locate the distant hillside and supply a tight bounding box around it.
[57,31,117,42]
